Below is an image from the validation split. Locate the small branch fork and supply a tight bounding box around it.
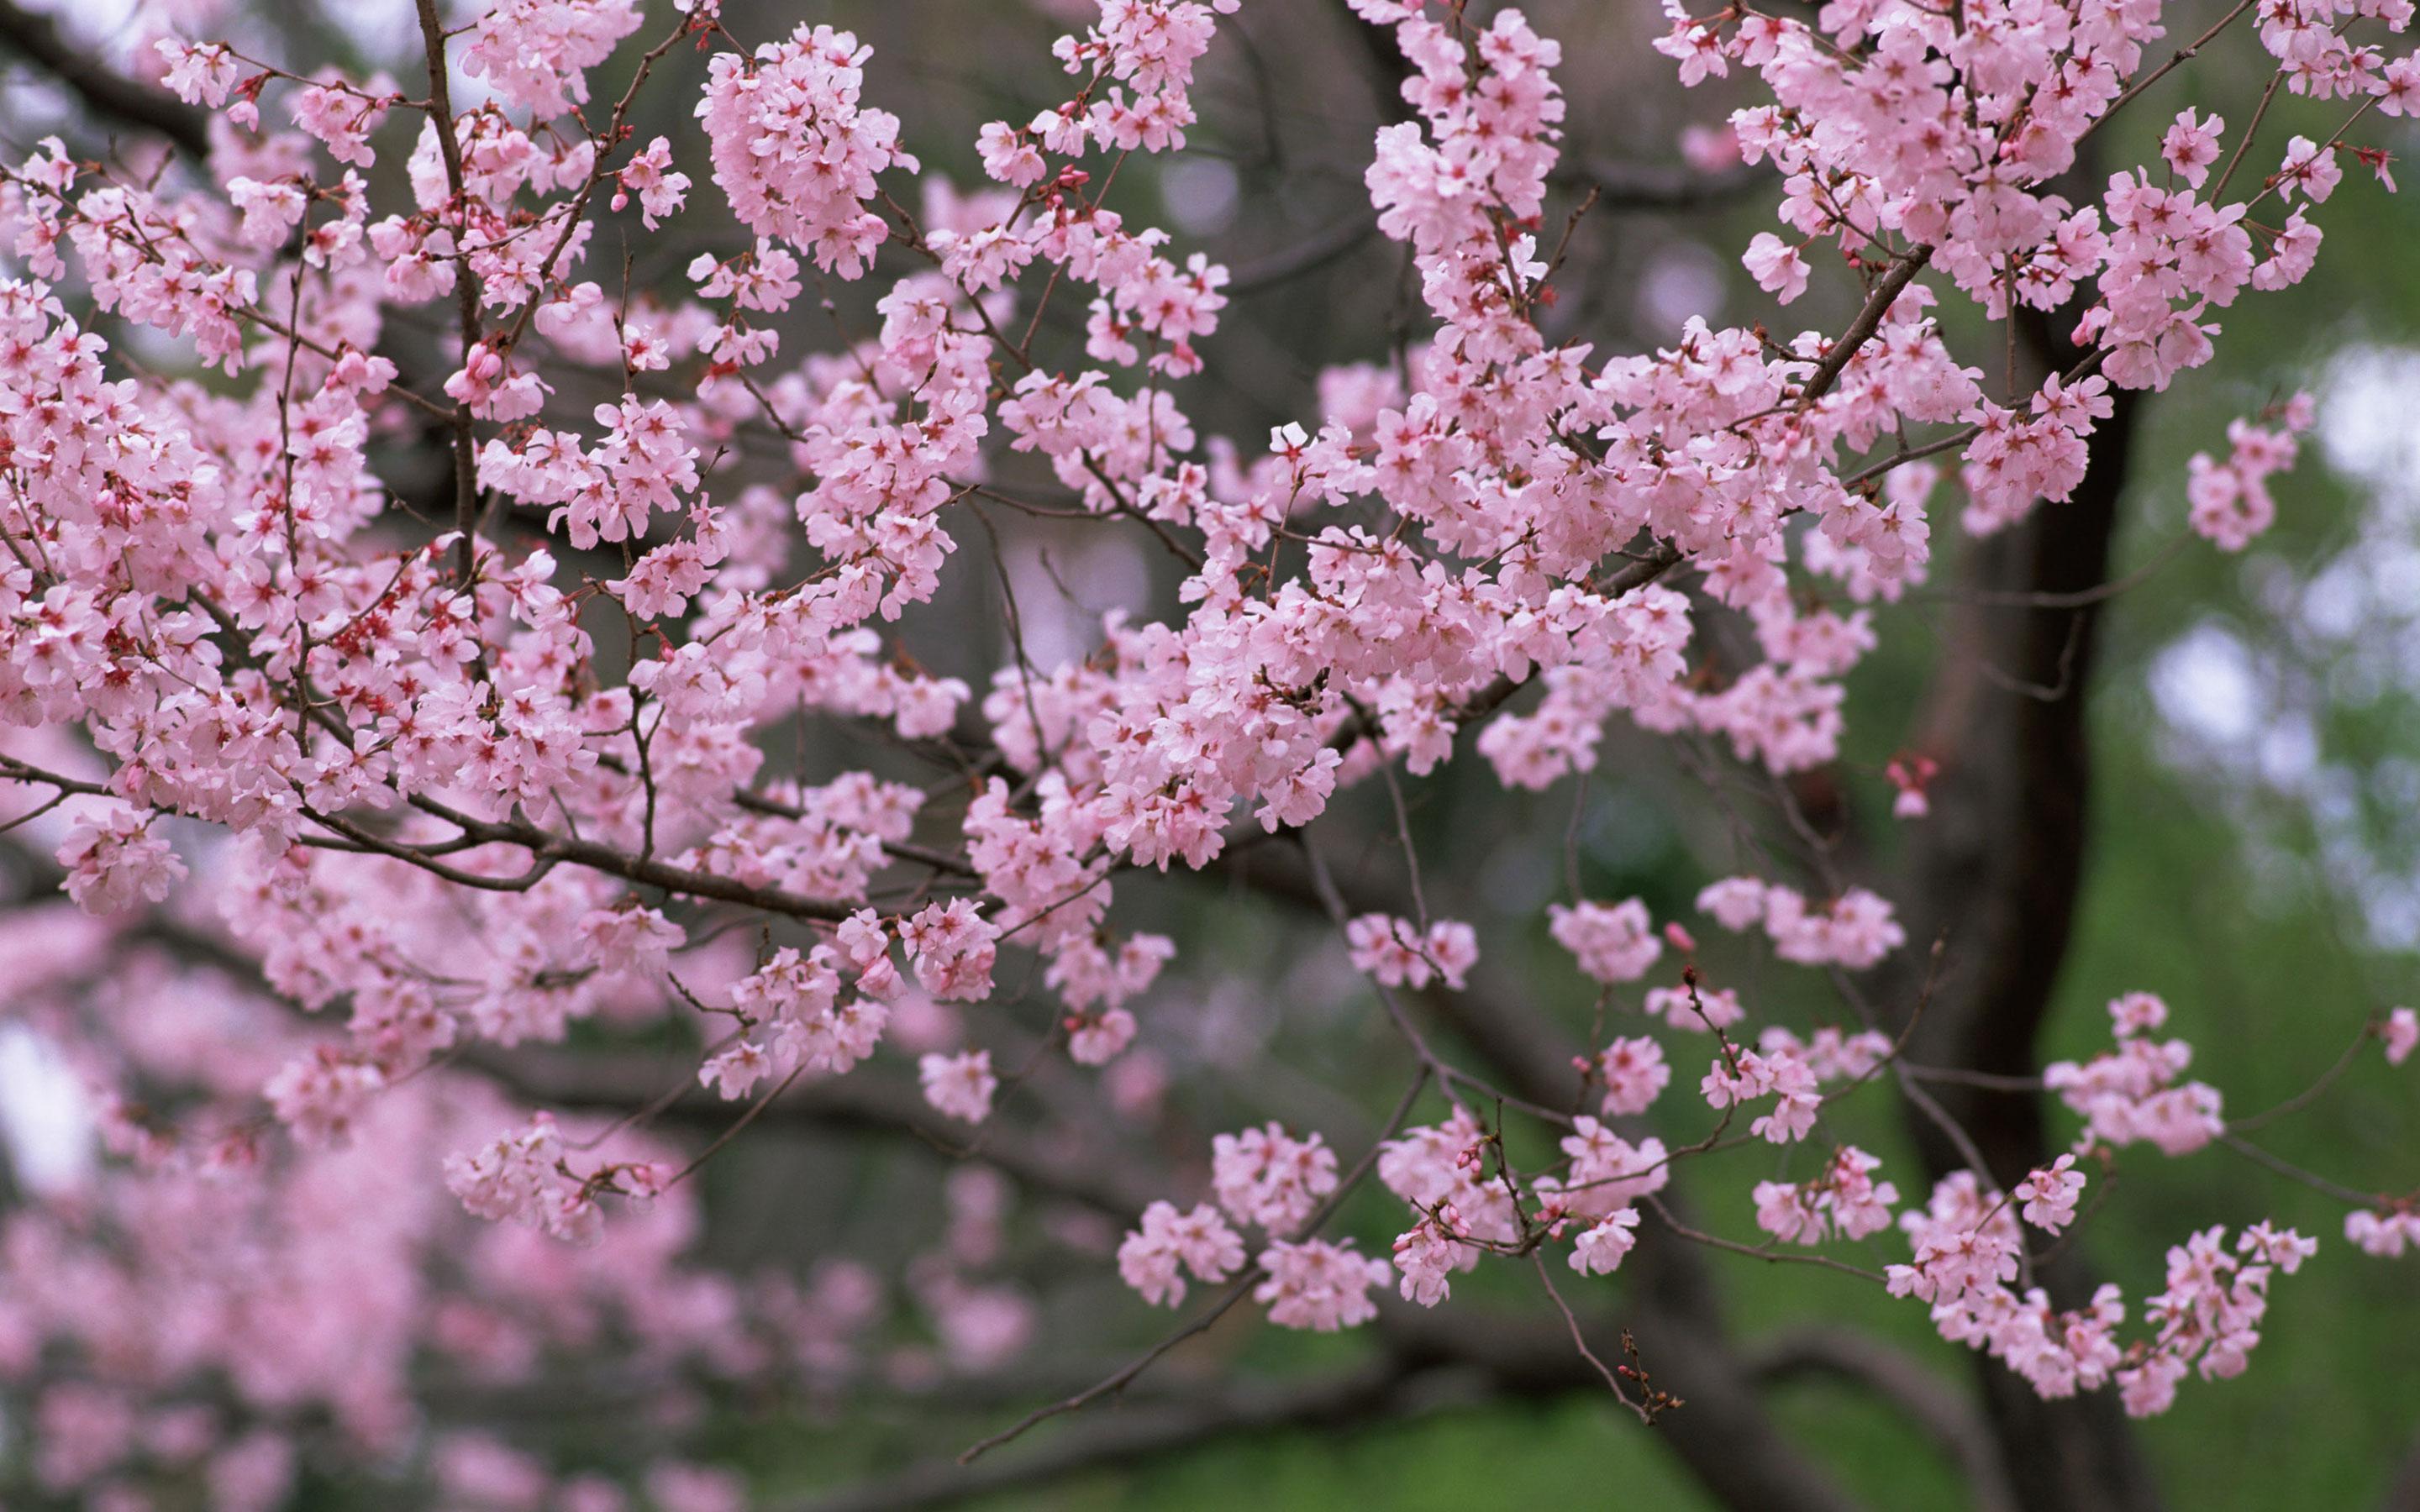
[955,1065,1436,1464]
[410,0,486,583]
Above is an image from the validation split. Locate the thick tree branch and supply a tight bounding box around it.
[1566,159,1770,212]
[796,1300,1870,1512]
[411,0,486,580]
[2381,1429,2420,1512]
[475,1046,1168,1221]
[786,1362,1453,1512]
[1749,1327,2021,1512]
[1801,247,1935,404]
[1870,297,2161,1512]
[1224,215,1381,297]
[0,0,209,160]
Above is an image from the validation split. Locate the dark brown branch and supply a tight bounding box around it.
[0,0,209,160]
[1566,159,1772,212]
[412,0,486,580]
[1221,157,1769,300]
[801,1299,1867,1512]
[1871,286,2161,1512]
[1224,215,1381,296]
[1800,247,1935,405]
[1749,1327,2021,1512]
[787,1362,1426,1512]
[474,1046,1166,1221]
[370,797,862,921]
[2381,1429,2420,1512]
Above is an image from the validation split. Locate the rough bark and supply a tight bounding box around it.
[1877,306,2165,1512]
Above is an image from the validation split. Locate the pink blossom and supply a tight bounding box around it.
[461,0,641,117]
[2160,109,2225,189]
[2386,1006,2418,1067]
[2345,1208,2420,1257]
[1255,1239,1388,1331]
[1595,1036,1670,1116]
[1549,898,1663,984]
[573,904,682,980]
[918,1050,998,1124]
[1345,913,1477,990]
[1755,1146,1897,1244]
[1696,876,1770,930]
[1569,1209,1641,1275]
[1392,1215,1463,1305]
[1742,232,1811,303]
[694,24,915,276]
[264,1048,385,1146]
[1118,1201,1244,1306]
[614,137,692,230]
[445,1116,604,1246]
[0,0,2396,1472]
[1213,1122,1339,1232]
[898,899,1001,1001]
[2186,408,2309,551]
[1645,982,1745,1032]
[55,807,184,915]
[2016,1154,2086,1233]
[1763,885,1906,969]
[646,1463,745,1512]
[2045,995,2225,1156]
[155,39,242,107]
[1551,1116,1669,1219]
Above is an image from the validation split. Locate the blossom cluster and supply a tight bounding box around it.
[0,0,2409,1494]
[2044,992,2227,1156]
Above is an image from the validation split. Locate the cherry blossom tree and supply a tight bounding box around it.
[0,0,2413,1507]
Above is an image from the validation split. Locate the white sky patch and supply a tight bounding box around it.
[1635,240,1726,338]
[24,0,142,28]
[1002,532,1149,670]
[2319,344,2420,524]
[2147,343,2420,948]
[22,0,429,88]
[2149,622,2262,749]
[331,0,424,63]
[0,1025,96,1197]
[1161,156,1239,238]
